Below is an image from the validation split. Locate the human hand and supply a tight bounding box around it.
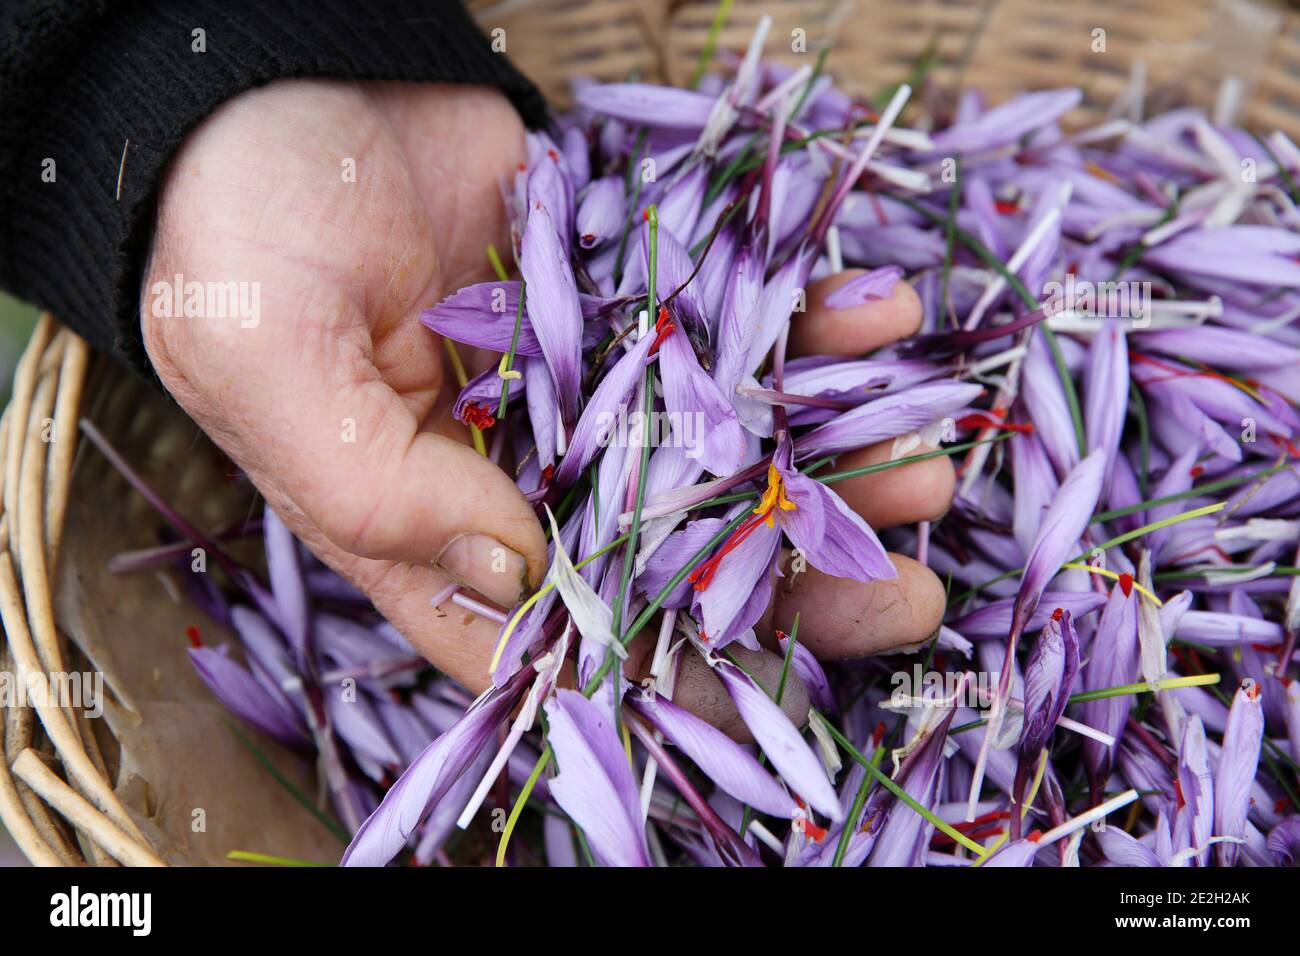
[142,78,954,730]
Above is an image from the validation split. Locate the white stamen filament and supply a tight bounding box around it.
[451,592,507,623]
[1055,715,1116,747]
[1031,789,1139,849]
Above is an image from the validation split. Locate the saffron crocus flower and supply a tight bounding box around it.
[545,690,651,867]
[341,666,532,866]
[1011,449,1107,642]
[1214,678,1264,866]
[1019,609,1080,762]
[1080,578,1140,782]
[187,644,307,749]
[521,204,585,427]
[687,436,895,646]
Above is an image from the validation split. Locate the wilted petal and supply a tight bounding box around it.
[554,327,657,486]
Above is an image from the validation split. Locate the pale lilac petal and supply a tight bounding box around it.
[554,327,656,486]
[577,83,716,129]
[930,89,1082,153]
[659,326,747,477]
[1014,449,1107,633]
[631,694,796,818]
[521,205,585,425]
[796,382,984,459]
[341,673,527,866]
[187,646,306,748]
[714,660,843,821]
[545,689,651,867]
[779,634,834,713]
[823,266,904,309]
[577,175,625,250]
[1083,321,1129,489]
[1214,679,1264,866]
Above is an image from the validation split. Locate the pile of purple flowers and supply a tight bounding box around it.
[147,21,1300,867]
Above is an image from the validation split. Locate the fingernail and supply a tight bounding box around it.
[434,533,528,608]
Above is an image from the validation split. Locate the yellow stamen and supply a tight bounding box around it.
[754,463,797,526]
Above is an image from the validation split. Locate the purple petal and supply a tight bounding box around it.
[1214,679,1264,866]
[1083,321,1129,490]
[341,673,527,866]
[823,266,904,309]
[796,382,984,459]
[187,644,306,748]
[1020,609,1079,760]
[576,83,717,129]
[659,326,747,477]
[544,689,651,867]
[1014,449,1106,635]
[521,204,585,425]
[577,175,625,250]
[713,660,843,821]
[779,634,835,713]
[631,694,796,817]
[947,590,1108,639]
[930,88,1082,153]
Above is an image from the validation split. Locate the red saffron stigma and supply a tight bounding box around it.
[956,413,1034,434]
[994,199,1020,215]
[1026,828,1043,843]
[462,402,496,431]
[1118,573,1134,597]
[1051,607,1064,621]
[185,626,202,648]
[649,305,675,354]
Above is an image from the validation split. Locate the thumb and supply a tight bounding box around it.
[150,317,547,608]
[283,377,548,608]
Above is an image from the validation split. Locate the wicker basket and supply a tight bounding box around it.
[3,0,1299,867]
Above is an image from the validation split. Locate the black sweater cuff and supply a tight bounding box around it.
[0,0,548,377]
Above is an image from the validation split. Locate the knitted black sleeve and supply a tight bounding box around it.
[0,0,547,376]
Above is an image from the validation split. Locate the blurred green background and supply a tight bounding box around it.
[0,292,40,404]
